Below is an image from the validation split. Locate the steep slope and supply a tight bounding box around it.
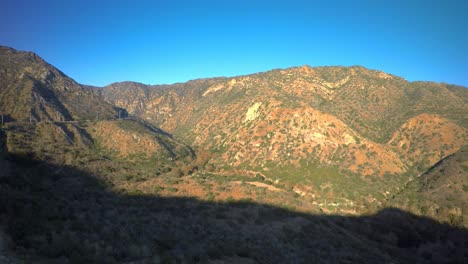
[387,146,468,227]
[89,119,192,160]
[0,46,192,167]
[0,46,117,121]
[92,78,221,131]
[94,65,467,211]
[389,114,467,171]
[97,66,467,143]
[96,66,467,175]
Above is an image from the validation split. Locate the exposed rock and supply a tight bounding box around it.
[244,102,262,122]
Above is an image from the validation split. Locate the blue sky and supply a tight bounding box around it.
[1,0,467,86]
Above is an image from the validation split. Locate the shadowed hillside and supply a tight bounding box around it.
[387,146,468,226]
[0,46,117,122]
[1,132,467,264]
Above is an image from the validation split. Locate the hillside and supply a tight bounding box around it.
[387,146,468,226]
[1,136,467,263]
[0,46,192,170]
[97,66,467,142]
[95,65,468,210]
[0,46,118,122]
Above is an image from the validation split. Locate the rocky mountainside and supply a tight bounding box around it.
[0,46,118,122]
[95,65,468,207]
[0,46,192,167]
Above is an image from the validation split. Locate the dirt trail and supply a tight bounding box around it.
[232,181,284,192]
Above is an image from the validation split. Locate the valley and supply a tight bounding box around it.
[1,46,467,263]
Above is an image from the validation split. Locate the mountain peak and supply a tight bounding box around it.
[0,46,117,122]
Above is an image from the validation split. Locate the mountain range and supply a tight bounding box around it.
[93,60,468,214]
[1,46,467,263]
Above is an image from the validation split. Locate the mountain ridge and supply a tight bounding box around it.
[1,46,467,221]
[0,46,118,122]
[94,64,466,88]
[0,46,193,167]
[89,59,467,215]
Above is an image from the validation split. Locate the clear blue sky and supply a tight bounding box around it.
[1,0,467,87]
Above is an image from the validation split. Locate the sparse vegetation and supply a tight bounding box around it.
[1,47,467,263]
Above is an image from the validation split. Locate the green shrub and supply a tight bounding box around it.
[154,186,165,194]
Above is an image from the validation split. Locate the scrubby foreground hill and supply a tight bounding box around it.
[1,131,468,264]
[386,146,468,226]
[96,64,468,214]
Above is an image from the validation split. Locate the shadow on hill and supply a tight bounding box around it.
[126,116,173,139]
[1,153,467,264]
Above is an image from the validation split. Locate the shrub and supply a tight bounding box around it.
[153,186,165,194]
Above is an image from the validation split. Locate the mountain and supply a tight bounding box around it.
[1,46,467,263]
[0,46,118,122]
[95,65,468,209]
[96,66,467,141]
[0,46,192,167]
